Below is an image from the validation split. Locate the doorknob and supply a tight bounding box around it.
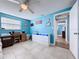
[74,33,79,35]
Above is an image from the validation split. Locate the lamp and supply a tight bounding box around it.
[20,4,28,11]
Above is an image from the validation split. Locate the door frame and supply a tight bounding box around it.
[53,11,69,45]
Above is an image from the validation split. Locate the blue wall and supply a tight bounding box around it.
[31,7,71,44]
[0,12,31,35]
[31,15,54,35]
[31,14,54,44]
[57,25,63,35]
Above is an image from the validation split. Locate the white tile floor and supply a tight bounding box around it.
[3,41,75,59]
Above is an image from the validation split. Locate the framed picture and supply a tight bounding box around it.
[46,18,51,26]
[36,20,42,24]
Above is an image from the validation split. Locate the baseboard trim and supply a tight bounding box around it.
[69,49,76,59]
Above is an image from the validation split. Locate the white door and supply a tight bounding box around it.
[69,1,78,59]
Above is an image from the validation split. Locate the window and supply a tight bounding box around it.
[1,17,21,30]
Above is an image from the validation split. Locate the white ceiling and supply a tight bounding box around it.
[0,0,76,20]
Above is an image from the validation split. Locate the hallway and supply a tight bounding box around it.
[55,36,69,49]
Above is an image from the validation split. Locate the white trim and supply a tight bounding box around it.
[58,23,65,25]
[53,11,69,45]
[53,18,57,45]
[50,43,55,46]
[54,11,69,16]
[65,19,68,43]
[58,35,62,36]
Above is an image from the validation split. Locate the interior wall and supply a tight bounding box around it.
[31,14,54,44]
[57,24,65,36]
[31,15,53,35]
[0,12,31,35]
[31,7,71,44]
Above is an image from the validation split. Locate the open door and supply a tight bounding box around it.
[54,12,69,49]
[69,1,78,59]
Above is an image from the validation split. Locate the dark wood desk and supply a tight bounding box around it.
[0,35,14,48]
[0,35,21,48]
[0,32,28,48]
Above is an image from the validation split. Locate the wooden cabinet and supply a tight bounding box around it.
[21,33,27,42]
[12,35,21,43]
[11,32,27,42]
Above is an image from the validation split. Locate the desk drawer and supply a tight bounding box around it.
[2,39,13,48]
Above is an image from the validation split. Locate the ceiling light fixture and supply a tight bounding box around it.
[20,4,28,11]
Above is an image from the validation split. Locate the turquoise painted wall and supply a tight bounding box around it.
[31,15,54,35]
[0,12,31,35]
[31,7,71,44]
[31,15,54,43]
[57,25,63,35]
[31,14,54,44]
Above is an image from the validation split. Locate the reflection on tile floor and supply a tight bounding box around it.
[56,36,69,49]
[3,41,75,59]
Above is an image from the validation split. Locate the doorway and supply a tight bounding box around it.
[54,12,69,49]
